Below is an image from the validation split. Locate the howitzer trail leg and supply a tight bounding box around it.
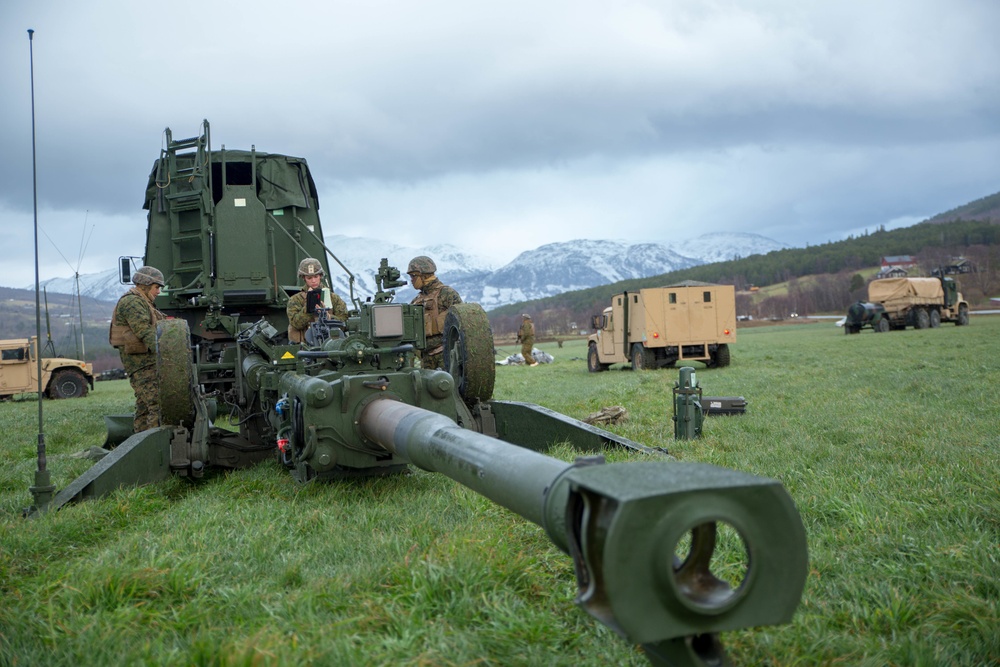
[42,427,173,512]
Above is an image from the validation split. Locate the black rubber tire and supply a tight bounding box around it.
[630,342,651,371]
[957,305,969,326]
[587,344,607,373]
[157,318,196,427]
[929,309,941,328]
[875,318,890,334]
[714,344,731,368]
[914,308,930,330]
[48,369,88,399]
[443,303,496,404]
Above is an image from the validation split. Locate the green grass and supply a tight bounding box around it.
[2,319,999,666]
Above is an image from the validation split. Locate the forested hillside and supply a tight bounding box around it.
[488,219,1000,337]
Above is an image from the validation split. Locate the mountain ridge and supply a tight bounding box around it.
[23,232,787,310]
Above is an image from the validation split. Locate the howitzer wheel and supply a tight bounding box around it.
[443,303,495,404]
[156,318,196,427]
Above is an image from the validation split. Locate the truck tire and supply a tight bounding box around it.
[929,309,941,328]
[48,369,88,399]
[713,344,731,368]
[957,304,969,326]
[630,343,651,371]
[914,308,930,330]
[875,318,890,333]
[587,344,608,373]
[443,303,496,404]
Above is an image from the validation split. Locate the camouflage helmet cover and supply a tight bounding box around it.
[133,265,165,286]
[522,313,531,319]
[297,258,324,277]
[407,256,437,275]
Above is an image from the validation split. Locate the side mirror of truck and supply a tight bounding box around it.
[119,257,132,285]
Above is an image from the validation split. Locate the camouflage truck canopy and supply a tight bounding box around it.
[868,278,944,303]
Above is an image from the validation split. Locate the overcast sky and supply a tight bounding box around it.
[2,0,998,287]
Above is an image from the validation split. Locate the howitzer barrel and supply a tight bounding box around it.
[359,399,808,662]
[360,398,572,540]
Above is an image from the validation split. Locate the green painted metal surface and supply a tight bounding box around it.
[48,427,172,511]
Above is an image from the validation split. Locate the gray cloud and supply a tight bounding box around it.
[2,0,998,286]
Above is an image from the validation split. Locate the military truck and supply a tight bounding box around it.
[0,337,94,399]
[844,276,970,334]
[587,281,737,371]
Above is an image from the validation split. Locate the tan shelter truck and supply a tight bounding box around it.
[0,337,94,400]
[587,281,736,372]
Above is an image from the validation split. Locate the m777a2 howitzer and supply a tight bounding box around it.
[29,121,807,666]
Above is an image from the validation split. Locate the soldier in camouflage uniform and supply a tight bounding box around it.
[517,314,538,366]
[109,265,167,432]
[287,257,349,343]
[407,256,462,370]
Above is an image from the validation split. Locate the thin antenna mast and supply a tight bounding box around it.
[42,286,56,356]
[27,28,55,513]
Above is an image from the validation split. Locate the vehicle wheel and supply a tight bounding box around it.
[875,318,890,333]
[630,343,650,371]
[444,303,496,404]
[914,308,930,330]
[929,309,941,328]
[957,304,969,326]
[714,344,731,367]
[48,369,88,399]
[587,344,607,373]
[157,318,196,427]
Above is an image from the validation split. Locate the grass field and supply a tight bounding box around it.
[2,317,998,666]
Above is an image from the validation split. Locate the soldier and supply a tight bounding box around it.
[287,257,348,343]
[407,255,462,370]
[109,265,167,433]
[517,313,537,366]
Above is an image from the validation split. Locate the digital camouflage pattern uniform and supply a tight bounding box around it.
[518,315,536,366]
[109,286,166,432]
[411,277,462,370]
[287,289,349,343]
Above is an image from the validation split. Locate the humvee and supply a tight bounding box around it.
[0,337,94,399]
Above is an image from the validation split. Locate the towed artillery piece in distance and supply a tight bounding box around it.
[32,121,808,666]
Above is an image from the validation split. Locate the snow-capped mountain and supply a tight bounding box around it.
[26,233,786,310]
[668,232,785,265]
[460,240,702,309]
[33,268,128,303]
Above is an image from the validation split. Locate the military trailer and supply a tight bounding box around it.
[0,337,94,399]
[844,276,969,334]
[587,282,737,371]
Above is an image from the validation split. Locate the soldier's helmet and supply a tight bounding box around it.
[407,256,437,275]
[133,266,165,287]
[522,313,531,319]
[297,258,324,278]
